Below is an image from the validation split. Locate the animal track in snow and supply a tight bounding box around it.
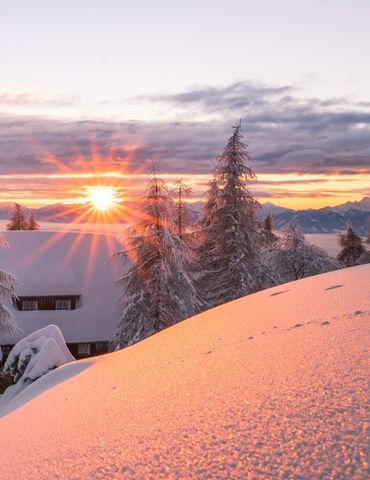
[270,290,290,297]
[325,284,343,291]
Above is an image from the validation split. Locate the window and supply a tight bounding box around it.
[22,301,38,311]
[78,343,91,356]
[14,295,81,311]
[55,299,71,310]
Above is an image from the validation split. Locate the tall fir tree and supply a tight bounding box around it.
[173,177,192,239]
[196,122,271,308]
[28,211,40,231]
[337,224,365,266]
[0,235,18,359]
[7,203,28,230]
[113,170,199,349]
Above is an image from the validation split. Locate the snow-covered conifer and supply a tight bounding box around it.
[113,170,199,349]
[337,224,365,266]
[262,211,278,244]
[7,203,28,230]
[263,224,340,283]
[173,177,193,239]
[196,122,272,308]
[0,235,18,356]
[28,211,40,231]
[199,179,219,229]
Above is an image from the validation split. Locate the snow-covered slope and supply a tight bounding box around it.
[1,266,369,479]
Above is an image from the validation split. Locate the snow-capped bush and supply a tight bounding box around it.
[0,325,74,405]
[263,225,340,283]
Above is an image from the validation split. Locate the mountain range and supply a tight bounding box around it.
[259,198,370,234]
[0,197,369,234]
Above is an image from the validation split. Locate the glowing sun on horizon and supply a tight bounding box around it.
[85,186,118,210]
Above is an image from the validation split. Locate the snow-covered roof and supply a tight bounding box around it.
[0,264,369,479]
[0,231,123,343]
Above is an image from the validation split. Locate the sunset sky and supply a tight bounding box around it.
[1,0,369,210]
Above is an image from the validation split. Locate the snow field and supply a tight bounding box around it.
[0,265,369,479]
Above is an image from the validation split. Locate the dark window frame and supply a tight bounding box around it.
[14,295,81,311]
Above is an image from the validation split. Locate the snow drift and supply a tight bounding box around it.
[0,325,75,407]
[0,265,369,479]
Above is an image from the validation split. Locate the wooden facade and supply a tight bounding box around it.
[13,295,81,311]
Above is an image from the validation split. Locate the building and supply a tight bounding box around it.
[0,230,124,362]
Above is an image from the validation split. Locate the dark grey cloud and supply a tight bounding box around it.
[1,80,370,184]
[142,81,293,113]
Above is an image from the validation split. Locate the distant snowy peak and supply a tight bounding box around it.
[274,209,369,234]
[331,196,370,213]
[259,202,293,216]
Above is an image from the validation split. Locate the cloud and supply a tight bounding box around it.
[0,80,370,205]
[143,81,293,113]
[0,91,78,108]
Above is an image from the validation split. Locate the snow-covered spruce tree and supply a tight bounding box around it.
[7,203,28,230]
[337,224,365,266]
[194,179,220,268]
[196,122,273,309]
[199,179,220,229]
[113,171,199,349]
[173,177,193,240]
[263,224,340,283]
[0,235,18,361]
[28,211,40,231]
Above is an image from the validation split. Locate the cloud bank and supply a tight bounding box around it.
[0,80,369,206]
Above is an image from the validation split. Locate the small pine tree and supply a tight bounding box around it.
[7,203,28,230]
[0,235,18,358]
[262,211,277,243]
[173,177,192,239]
[28,212,40,231]
[337,224,365,266]
[199,179,220,228]
[195,179,220,270]
[113,170,199,349]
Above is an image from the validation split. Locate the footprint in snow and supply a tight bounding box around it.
[320,321,330,326]
[325,284,343,291]
[293,323,304,328]
[270,290,290,297]
[354,310,363,316]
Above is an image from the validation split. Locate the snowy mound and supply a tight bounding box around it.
[1,265,369,479]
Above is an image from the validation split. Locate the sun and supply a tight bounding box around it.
[86,186,117,210]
